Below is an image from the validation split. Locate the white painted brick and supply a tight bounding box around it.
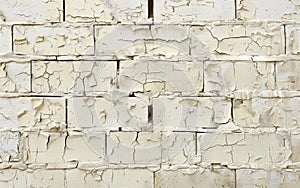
[66,169,153,188]
[0,0,63,23]
[276,61,300,90]
[0,132,19,162]
[32,61,117,94]
[233,98,300,128]
[13,25,94,55]
[155,168,235,188]
[237,169,300,187]
[0,169,64,188]
[106,132,161,164]
[68,97,148,131]
[161,132,196,165]
[290,133,300,162]
[153,97,231,130]
[66,0,148,23]
[95,25,190,58]
[237,0,300,20]
[119,60,203,95]
[25,131,105,164]
[197,132,290,165]
[191,23,284,56]
[0,62,30,93]
[24,132,66,164]
[154,0,235,23]
[287,25,300,55]
[64,131,105,162]
[205,61,274,94]
[0,97,65,130]
[0,25,11,55]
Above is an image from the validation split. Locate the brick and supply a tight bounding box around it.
[119,60,203,94]
[155,168,235,188]
[13,25,94,55]
[0,25,11,54]
[290,133,300,162]
[63,131,105,162]
[106,132,161,164]
[191,23,284,56]
[197,132,289,165]
[65,0,148,23]
[276,61,300,90]
[0,0,62,23]
[0,62,30,93]
[153,97,231,130]
[95,25,190,57]
[233,98,300,128]
[32,61,117,94]
[0,132,19,162]
[66,169,153,188]
[237,169,300,187]
[0,97,65,130]
[24,132,66,164]
[205,61,275,94]
[237,0,300,20]
[287,25,300,55]
[68,97,148,131]
[0,169,64,188]
[161,132,196,165]
[154,0,235,23]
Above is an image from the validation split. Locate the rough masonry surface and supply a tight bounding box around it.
[0,0,299,187]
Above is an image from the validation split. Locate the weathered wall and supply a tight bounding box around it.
[0,0,300,187]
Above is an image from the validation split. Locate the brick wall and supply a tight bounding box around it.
[0,0,300,187]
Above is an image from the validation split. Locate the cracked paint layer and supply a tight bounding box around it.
[197,132,290,166]
[32,61,117,95]
[276,61,300,90]
[237,0,300,20]
[0,169,64,187]
[24,131,105,164]
[153,97,231,131]
[69,97,148,131]
[0,25,11,55]
[119,60,203,95]
[0,97,65,130]
[65,169,153,188]
[290,133,300,162]
[237,169,300,187]
[95,25,190,58]
[66,0,148,23]
[286,25,300,55]
[233,97,300,128]
[191,23,284,56]
[154,0,235,23]
[0,0,63,23]
[63,131,105,162]
[161,132,196,165]
[155,168,235,188]
[13,25,94,56]
[0,132,19,162]
[24,132,66,164]
[204,61,275,94]
[106,132,161,164]
[0,62,30,93]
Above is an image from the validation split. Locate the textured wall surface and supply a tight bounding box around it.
[0,0,300,187]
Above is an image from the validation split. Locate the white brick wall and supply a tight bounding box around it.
[0,0,299,187]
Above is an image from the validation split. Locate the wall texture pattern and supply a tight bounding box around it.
[0,0,300,187]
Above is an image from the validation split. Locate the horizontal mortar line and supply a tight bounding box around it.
[3,55,300,62]
[4,19,300,26]
[8,127,296,133]
[0,164,295,171]
[2,93,300,98]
